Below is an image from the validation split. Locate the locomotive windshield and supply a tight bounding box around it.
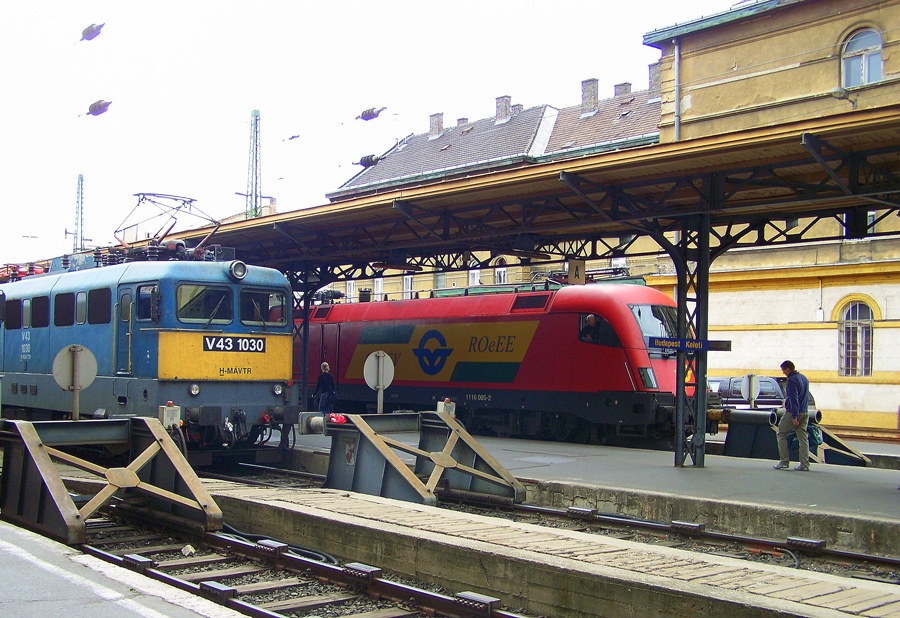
[176,284,233,325]
[629,304,678,355]
[240,289,287,327]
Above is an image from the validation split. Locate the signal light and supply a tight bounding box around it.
[328,413,347,424]
[227,260,248,281]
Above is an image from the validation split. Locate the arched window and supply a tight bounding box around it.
[839,301,873,376]
[494,258,508,285]
[842,29,882,88]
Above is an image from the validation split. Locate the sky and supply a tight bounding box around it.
[0,0,732,264]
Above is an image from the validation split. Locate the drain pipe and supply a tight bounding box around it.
[673,38,681,141]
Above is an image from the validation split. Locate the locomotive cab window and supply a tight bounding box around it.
[579,313,621,347]
[76,291,87,324]
[88,288,112,324]
[136,284,158,321]
[54,293,76,326]
[5,298,22,330]
[240,289,287,327]
[630,303,678,356]
[31,295,50,328]
[177,284,232,324]
[120,292,132,322]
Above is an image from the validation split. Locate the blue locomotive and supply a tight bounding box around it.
[0,254,298,451]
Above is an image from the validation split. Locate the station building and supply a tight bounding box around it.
[642,0,900,430]
[324,0,900,431]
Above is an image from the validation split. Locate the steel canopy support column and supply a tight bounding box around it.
[299,276,313,411]
[286,268,317,413]
[672,212,711,467]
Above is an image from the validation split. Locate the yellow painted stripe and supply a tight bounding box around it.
[818,410,899,430]
[648,261,900,289]
[708,323,836,331]
[710,369,900,384]
[346,321,539,383]
[709,322,899,331]
[158,331,292,381]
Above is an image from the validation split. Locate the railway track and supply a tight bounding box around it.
[80,506,533,618]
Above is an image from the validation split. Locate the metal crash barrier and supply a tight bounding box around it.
[720,408,871,466]
[302,410,526,506]
[0,417,223,545]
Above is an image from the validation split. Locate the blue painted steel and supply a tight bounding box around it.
[0,259,297,449]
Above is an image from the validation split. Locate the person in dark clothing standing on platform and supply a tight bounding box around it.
[773,360,811,471]
[314,362,337,414]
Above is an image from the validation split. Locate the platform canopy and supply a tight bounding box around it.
[171,105,900,277]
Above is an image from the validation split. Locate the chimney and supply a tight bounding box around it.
[457,117,468,126]
[429,112,444,137]
[581,78,599,115]
[649,62,661,93]
[496,95,511,122]
[512,104,523,115]
[614,82,632,97]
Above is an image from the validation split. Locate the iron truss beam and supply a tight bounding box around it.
[224,132,900,281]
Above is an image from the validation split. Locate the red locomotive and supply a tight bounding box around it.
[296,283,683,443]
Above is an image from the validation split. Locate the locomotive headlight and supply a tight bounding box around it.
[189,383,201,397]
[272,383,284,396]
[227,260,248,281]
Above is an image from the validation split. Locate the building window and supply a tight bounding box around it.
[468,261,481,286]
[373,277,384,301]
[346,280,355,303]
[403,273,414,299]
[839,301,873,376]
[495,258,508,284]
[842,29,882,88]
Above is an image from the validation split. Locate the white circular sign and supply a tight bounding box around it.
[52,345,98,391]
[739,373,761,401]
[363,351,395,390]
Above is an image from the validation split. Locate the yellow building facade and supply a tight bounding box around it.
[645,0,900,142]
[641,0,900,430]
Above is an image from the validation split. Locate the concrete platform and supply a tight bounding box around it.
[206,481,900,617]
[286,433,900,556]
[0,520,242,618]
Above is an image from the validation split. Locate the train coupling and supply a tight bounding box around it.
[297,411,348,435]
[299,412,325,435]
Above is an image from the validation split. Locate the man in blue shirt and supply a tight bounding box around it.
[773,360,811,471]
